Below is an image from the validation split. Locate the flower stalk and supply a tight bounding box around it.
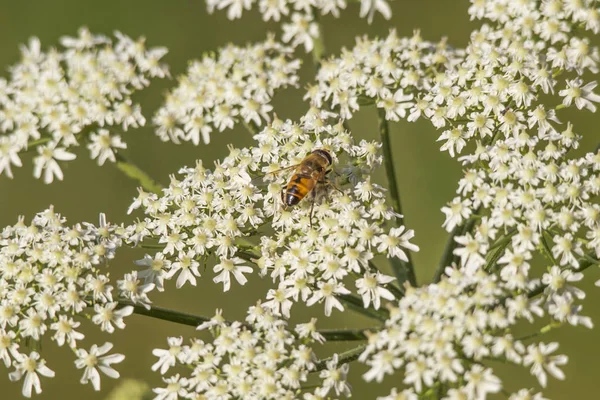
[337,293,388,322]
[116,299,211,327]
[115,299,369,341]
[243,121,260,136]
[377,108,417,287]
[114,151,163,195]
[315,345,366,370]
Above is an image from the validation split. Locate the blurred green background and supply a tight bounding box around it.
[0,1,599,399]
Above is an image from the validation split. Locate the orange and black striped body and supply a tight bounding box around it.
[282,149,332,207]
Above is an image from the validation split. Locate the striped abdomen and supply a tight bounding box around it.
[282,174,316,207]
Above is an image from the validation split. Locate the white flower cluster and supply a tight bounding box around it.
[0,208,131,397]
[306,29,465,120]
[364,268,570,398]
[204,0,392,52]
[129,110,418,317]
[153,36,300,145]
[152,307,350,399]
[0,27,169,183]
[296,0,600,396]
[431,0,600,330]
[308,0,600,337]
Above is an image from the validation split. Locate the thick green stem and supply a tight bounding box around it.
[115,299,370,341]
[114,152,163,195]
[140,243,166,249]
[116,299,211,327]
[377,108,417,287]
[377,110,405,224]
[315,344,367,371]
[319,329,368,341]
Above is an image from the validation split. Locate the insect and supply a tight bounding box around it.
[270,149,337,225]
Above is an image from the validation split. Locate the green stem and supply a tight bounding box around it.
[235,237,259,252]
[516,321,562,341]
[114,151,163,195]
[25,137,52,152]
[336,293,388,322]
[116,299,211,327]
[489,228,516,250]
[377,109,405,224]
[483,228,517,272]
[139,243,166,249]
[539,230,557,264]
[377,108,417,288]
[243,121,260,136]
[319,329,368,341]
[236,251,260,263]
[484,243,508,273]
[386,281,405,299]
[315,344,367,371]
[115,299,370,341]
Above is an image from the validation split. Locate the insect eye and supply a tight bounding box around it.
[313,149,333,165]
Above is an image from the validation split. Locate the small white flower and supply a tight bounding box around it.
[306,281,350,316]
[373,226,419,262]
[91,302,134,333]
[87,129,126,166]
[152,336,184,375]
[355,271,396,309]
[317,354,351,397]
[33,144,76,184]
[559,79,600,112]
[165,250,201,288]
[50,315,84,347]
[363,349,403,382]
[552,233,580,268]
[359,0,392,23]
[282,13,319,52]
[404,356,435,393]
[0,137,23,179]
[74,343,124,391]
[523,342,568,387]
[9,351,55,398]
[213,256,253,291]
[464,364,502,400]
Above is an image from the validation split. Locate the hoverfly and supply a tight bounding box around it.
[267,149,338,226]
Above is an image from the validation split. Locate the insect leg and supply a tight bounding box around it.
[309,189,317,228]
[318,179,344,195]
